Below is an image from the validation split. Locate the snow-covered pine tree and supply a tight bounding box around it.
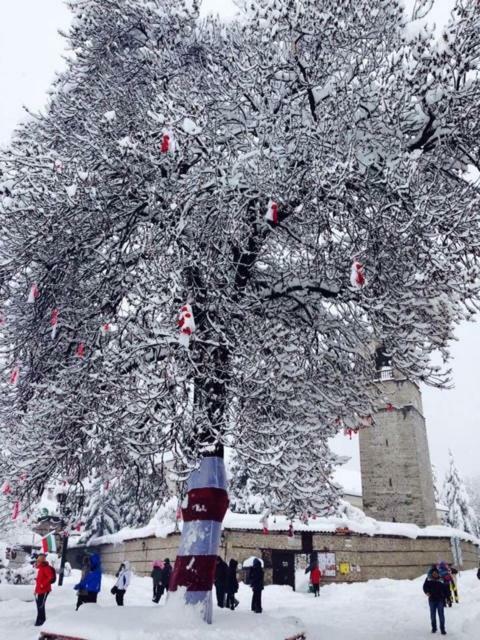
[465,476,480,525]
[80,474,123,542]
[1,0,480,622]
[79,469,164,541]
[443,451,479,536]
[228,451,267,515]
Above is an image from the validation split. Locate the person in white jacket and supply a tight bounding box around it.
[113,561,132,606]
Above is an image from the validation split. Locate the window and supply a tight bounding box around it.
[385,438,389,447]
[389,478,393,487]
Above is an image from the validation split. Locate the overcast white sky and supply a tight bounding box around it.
[0,0,477,485]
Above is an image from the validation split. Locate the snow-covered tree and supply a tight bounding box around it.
[443,451,479,536]
[465,476,480,525]
[228,451,267,515]
[80,475,122,541]
[1,0,480,621]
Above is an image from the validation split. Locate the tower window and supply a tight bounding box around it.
[385,438,389,447]
[389,478,393,487]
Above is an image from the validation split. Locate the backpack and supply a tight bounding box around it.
[50,566,57,584]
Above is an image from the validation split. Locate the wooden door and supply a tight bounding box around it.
[272,550,295,590]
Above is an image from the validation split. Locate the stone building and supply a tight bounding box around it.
[359,363,437,526]
[74,513,480,589]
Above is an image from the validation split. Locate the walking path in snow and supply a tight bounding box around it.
[1,569,479,640]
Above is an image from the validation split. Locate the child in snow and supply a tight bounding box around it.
[438,561,453,607]
[34,553,55,626]
[423,566,450,635]
[113,561,132,606]
[151,560,164,603]
[75,555,91,610]
[225,559,239,610]
[74,552,102,607]
[449,565,459,604]
[310,563,322,597]
[249,558,264,614]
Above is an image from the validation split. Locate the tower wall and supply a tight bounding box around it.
[359,378,437,526]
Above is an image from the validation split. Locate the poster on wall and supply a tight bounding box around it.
[317,552,336,577]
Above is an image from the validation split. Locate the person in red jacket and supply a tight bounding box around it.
[34,554,54,626]
[310,563,322,597]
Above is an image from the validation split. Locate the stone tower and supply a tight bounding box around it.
[359,359,437,526]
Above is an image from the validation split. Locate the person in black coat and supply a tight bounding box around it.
[215,557,228,608]
[225,559,239,610]
[249,558,264,614]
[423,567,450,635]
[161,559,172,592]
[151,561,163,603]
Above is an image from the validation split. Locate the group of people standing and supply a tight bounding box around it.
[422,561,460,635]
[215,556,264,613]
[150,558,172,603]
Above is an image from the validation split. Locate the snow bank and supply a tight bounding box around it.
[42,590,304,640]
[2,567,480,640]
[0,584,34,602]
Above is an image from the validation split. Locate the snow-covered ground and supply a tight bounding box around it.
[1,569,479,640]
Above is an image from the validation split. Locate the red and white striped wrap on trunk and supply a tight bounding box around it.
[169,456,229,624]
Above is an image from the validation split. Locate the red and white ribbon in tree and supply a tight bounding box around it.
[178,304,195,348]
[9,367,20,385]
[101,323,110,335]
[1,482,12,495]
[265,200,279,224]
[75,343,85,358]
[259,509,270,535]
[350,260,365,288]
[27,284,40,304]
[50,309,59,339]
[11,501,20,520]
[160,129,176,154]
[169,456,229,624]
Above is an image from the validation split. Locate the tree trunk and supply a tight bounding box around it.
[169,452,229,623]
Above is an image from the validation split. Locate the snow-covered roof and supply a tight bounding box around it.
[90,502,480,548]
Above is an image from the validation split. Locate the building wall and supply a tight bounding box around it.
[359,378,437,526]
[70,530,479,586]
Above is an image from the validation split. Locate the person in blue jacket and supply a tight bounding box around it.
[74,553,102,609]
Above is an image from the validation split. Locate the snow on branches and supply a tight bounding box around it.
[0,0,480,522]
[443,451,479,536]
